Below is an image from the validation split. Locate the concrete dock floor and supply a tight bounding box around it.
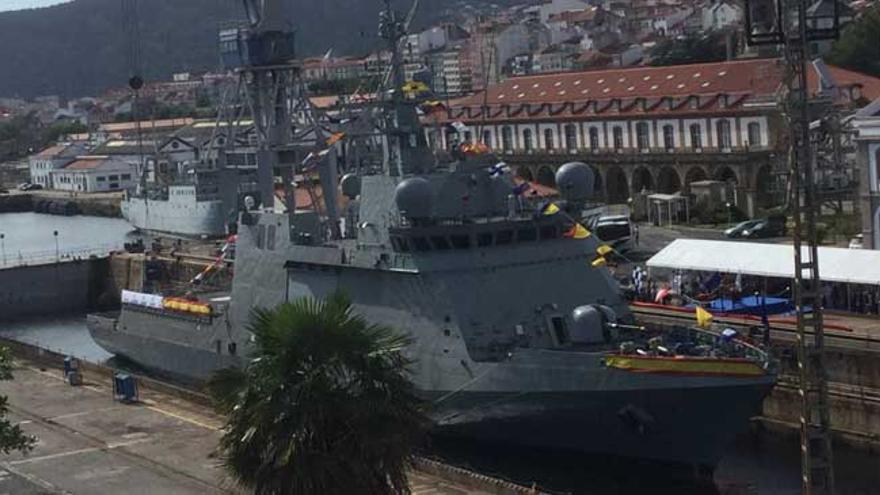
[0,362,490,494]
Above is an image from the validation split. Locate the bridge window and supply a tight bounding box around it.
[477,232,494,247]
[717,120,732,149]
[430,236,451,250]
[411,237,431,252]
[689,124,702,149]
[663,124,675,150]
[496,230,514,245]
[589,127,599,149]
[564,124,577,150]
[747,122,761,147]
[612,126,624,149]
[523,129,533,151]
[501,126,513,151]
[517,228,537,242]
[550,316,569,346]
[544,128,555,150]
[450,234,471,250]
[636,122,650,150]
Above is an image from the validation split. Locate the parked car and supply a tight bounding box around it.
[724,219,762,238]
[21,183,43,191]
[741,220,787,239]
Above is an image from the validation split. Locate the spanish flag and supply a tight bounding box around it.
[597,244,613,256]
[695,306,713,329]
[325,132,346,146]
[591,257,607,267]
[564,223,591,239]
[540,202,560,216]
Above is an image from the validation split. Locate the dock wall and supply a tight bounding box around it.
[0,257,114,320]
[0,192,121,217]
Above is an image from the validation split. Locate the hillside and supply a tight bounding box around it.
[0,0,514,99]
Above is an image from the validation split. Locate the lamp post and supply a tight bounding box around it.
[0,233,5,267]
[726,202,732,227]
[53,230,59,263]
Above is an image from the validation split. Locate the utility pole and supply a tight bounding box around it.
[744,0,840,493]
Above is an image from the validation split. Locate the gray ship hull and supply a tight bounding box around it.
[87,308,773,467]
[122,196,227,238]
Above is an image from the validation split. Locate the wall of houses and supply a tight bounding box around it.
[51,164,136,193]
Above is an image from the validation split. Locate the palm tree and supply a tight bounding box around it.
[208,293,427,495]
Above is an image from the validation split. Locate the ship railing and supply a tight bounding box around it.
[0,243,123,269]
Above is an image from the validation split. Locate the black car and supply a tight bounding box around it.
[741,218,786,239]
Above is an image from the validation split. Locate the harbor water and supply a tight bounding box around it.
[0,213,878,494]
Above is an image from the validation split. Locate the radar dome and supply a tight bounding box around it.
[340,174,361,199]
[394,177,433,220]
[555,162,595,201]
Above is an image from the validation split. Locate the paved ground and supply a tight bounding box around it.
[0,363,489,495]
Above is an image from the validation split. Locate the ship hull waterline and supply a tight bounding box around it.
[87,312,774,469]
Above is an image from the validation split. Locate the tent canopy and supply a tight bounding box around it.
[647,239,880,286]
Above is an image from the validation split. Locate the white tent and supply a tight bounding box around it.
[646,239,880,286]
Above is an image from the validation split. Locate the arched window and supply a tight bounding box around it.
[663,124,675,150]
[543,128,555,150]
[589,127,599,149]
[612,126,624,149]
[482,130,493,148]
[523,128,533,152]
[716,120,732,149]
[747,122,761,147]
[564,124,577,150]
[501,126,513,151]
[636,122,650,149]
[689,124,702,149]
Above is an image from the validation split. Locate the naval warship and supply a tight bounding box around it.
[88,0,776,469]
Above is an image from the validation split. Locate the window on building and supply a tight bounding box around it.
[636,122,650,150]
[523,129,533,152]
[717,120,732,149]
[543,128,554,151]
[482,130,493,148]
[464,131,473,143]
[663,125,675,150]
[501,126,513,151]
[564,124,577,150]
[690,124,702,149]
[747,122,761,147]
[96,176,106,182]
[612,126,623,149]
[121,174,132,181]
[589,127,599,149]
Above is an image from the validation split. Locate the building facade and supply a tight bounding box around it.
[50,157,136,193]
[855,99,880,249]
[28,142,86,188]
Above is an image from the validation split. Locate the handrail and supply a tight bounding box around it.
[0,243,122,269]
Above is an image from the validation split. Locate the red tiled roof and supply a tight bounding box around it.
[63,157,110,170]
[34,144,69,159]
[817,65,880,102]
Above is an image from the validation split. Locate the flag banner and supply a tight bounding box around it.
[539,201,560,216]
[563,223,591,239]
[597,244,613,256]
[488,162,510,178]
[402,80,429,94]
[512,182,531,196]
[325,132,346,146]
[591,257,607,267]
[461,142,490,154]
[695,306,713,328]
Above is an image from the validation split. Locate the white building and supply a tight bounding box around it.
[50,156,136,193]
[701,1,743,31]
[524,0,592,22]
[28,142,86,188]
[855,98,880,248]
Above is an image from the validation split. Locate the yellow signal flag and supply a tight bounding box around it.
[402,80,430,94]
[325,132,346,146]
[591,257,607,267]
[695,306,714,329]
[564,223,591,239]
[597,244,613,256]
[542,202,560,216]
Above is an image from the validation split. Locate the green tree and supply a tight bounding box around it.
[827,5,880,78]
[208,294,427,495]
[42,120,89,144]
[0,347,36,455]
[649,32,732,67]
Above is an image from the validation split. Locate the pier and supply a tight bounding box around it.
[0,339,541,495]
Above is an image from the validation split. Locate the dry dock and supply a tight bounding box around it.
[0,356,530,495]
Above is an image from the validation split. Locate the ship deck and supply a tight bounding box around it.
[0,357,498,494]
